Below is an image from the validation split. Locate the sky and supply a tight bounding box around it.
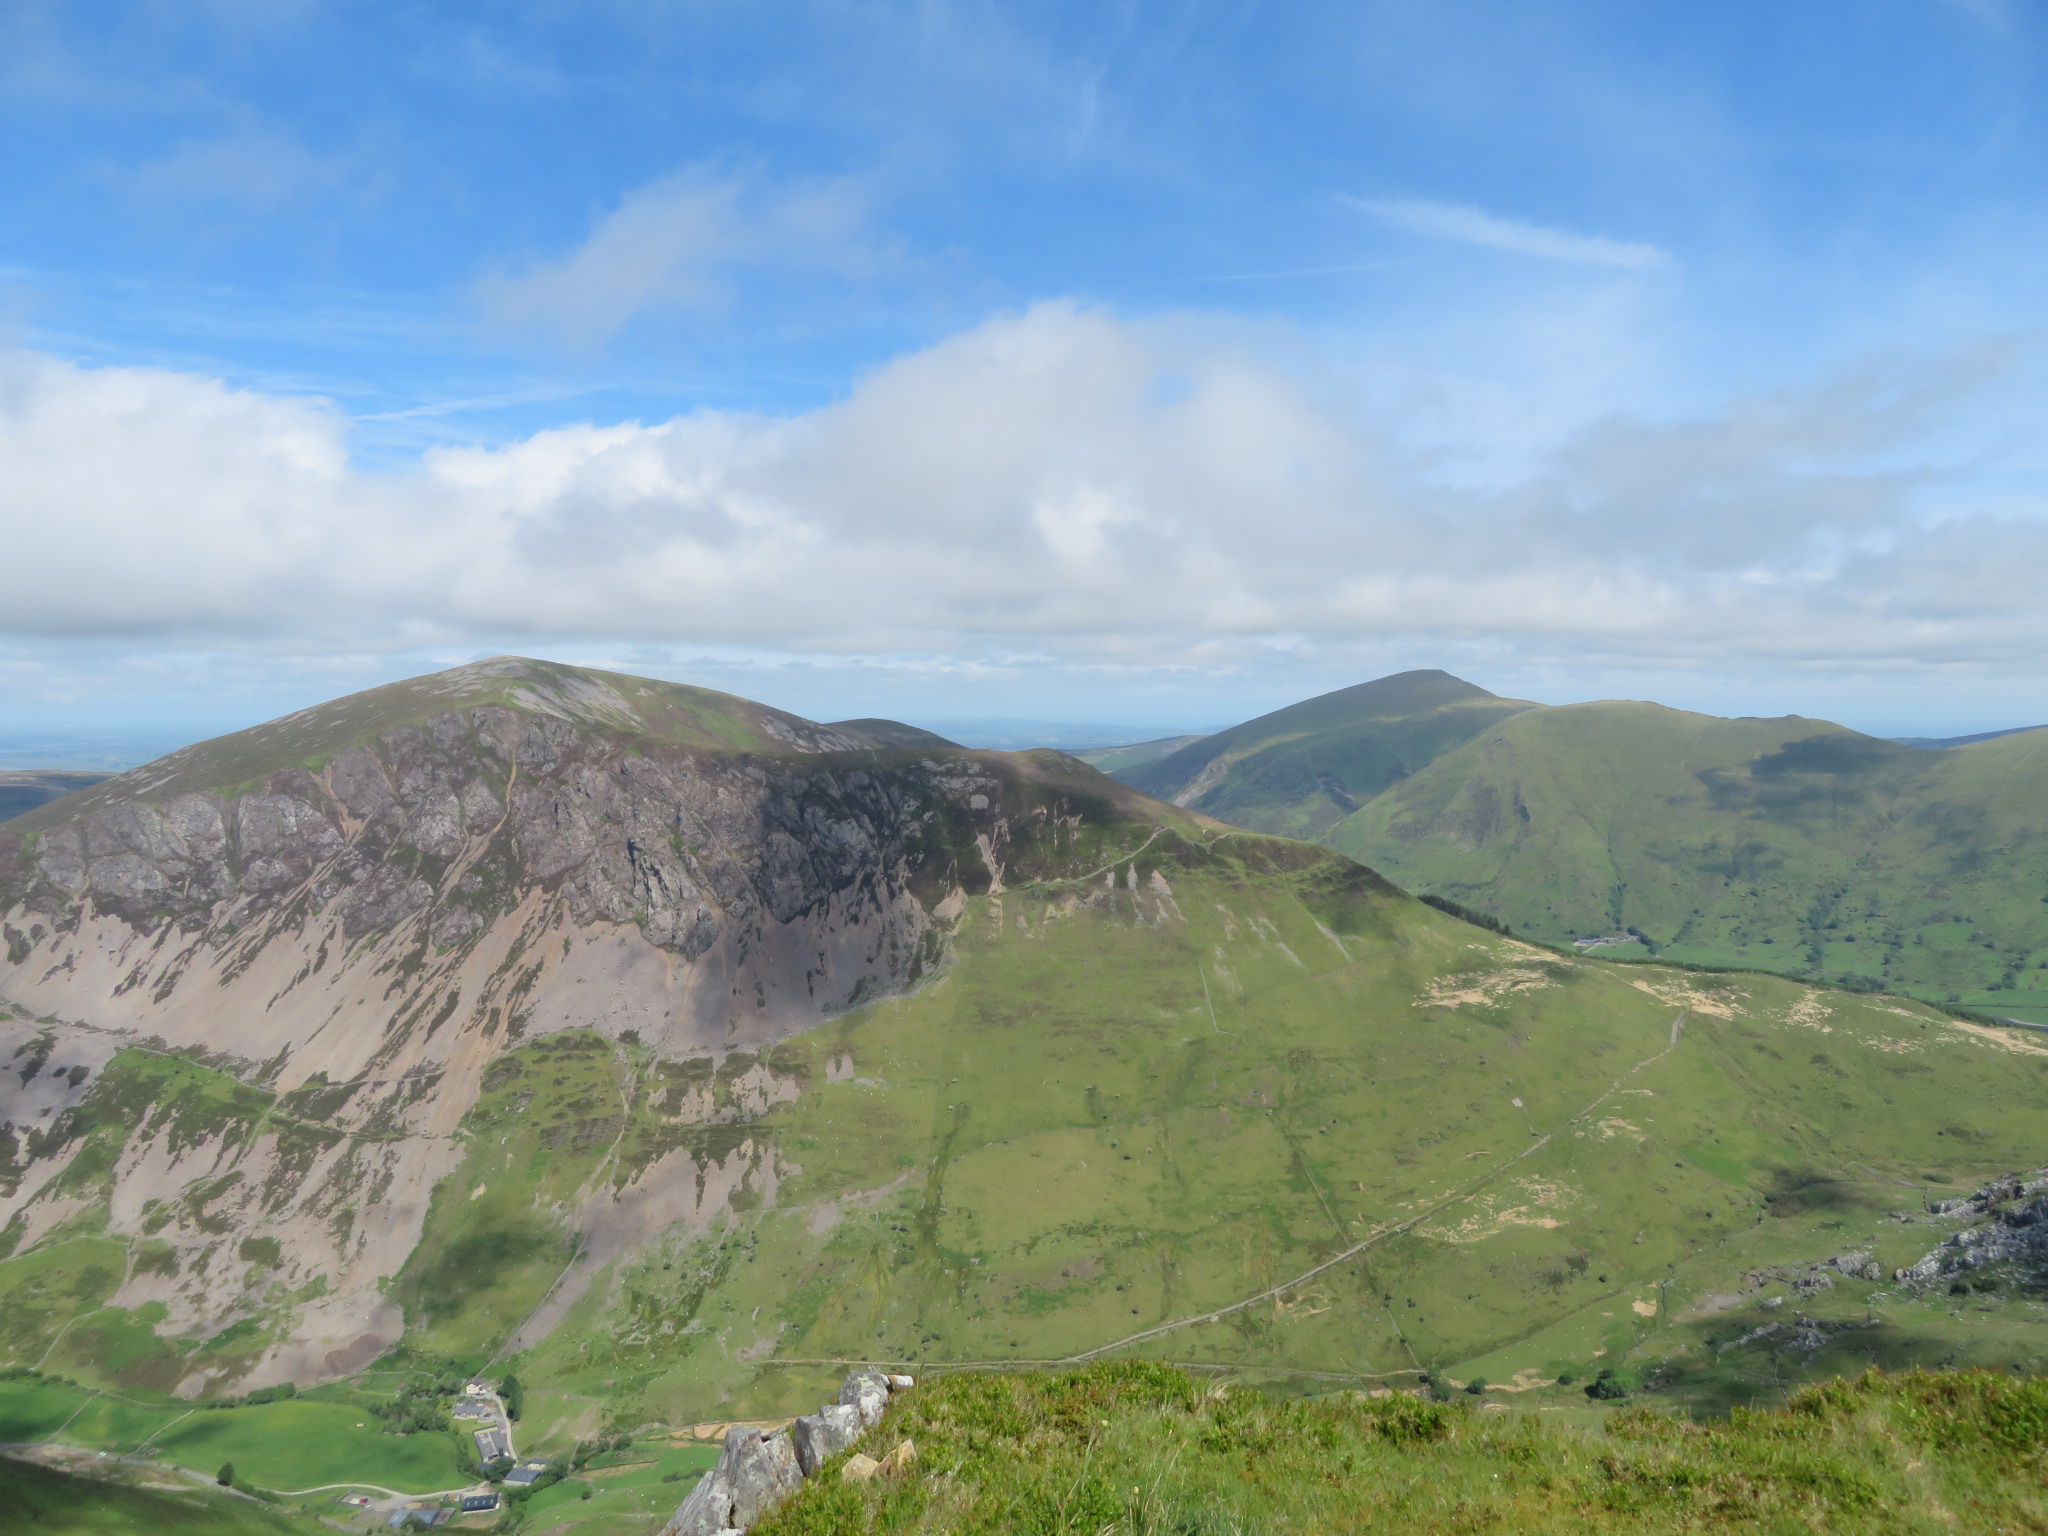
[5,0,2048,747]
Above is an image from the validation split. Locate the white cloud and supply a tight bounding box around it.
[1346,196,1674,271]
[478,165,883,345]
[0,304,2043,682]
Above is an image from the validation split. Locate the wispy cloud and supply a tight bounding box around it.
[1344,196,1674,271]
[478,165,887,347]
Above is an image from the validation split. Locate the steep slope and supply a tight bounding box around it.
[1330,704,2048,1012]
[0,656,1199,1395]
[1121,671,1536,841]
[1,659,2044,1485]
[0,770,115,824]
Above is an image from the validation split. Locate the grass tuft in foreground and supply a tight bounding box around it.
[756,1361,2048,1535]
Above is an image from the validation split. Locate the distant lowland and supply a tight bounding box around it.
[3,659,2047,1536]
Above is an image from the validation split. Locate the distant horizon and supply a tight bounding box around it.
[3,658,2044,772]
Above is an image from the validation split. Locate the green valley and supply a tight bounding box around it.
[3,659,2047,1535]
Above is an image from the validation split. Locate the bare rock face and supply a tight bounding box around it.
[662,1369,915,1533]
[792,1403,864,1475]
[0,658,1161,1393]
[664,1426,804,1536]
[838,1369,891,1429]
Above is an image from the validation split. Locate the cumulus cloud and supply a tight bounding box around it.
[1347,196,1674,271]
[0,304,2042,675]
[478,164,884,344]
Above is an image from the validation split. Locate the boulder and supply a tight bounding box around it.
[662,1425,802,1535]
[841,1453,881,1482]
[838,1370,890,1429]
[885,1374,915,1390]
[793,1403,864,1477]
[724,1426,805,1529]
[660,1462,733,1536]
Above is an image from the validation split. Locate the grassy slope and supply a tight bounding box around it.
[756,1361,2048,1536]
[1071,737,1209,776]
[0,1457,325,1536]
[0,1377,470,1494]
[1329,703,2048,1010]
[441,829,2048,1452]
[1121,672,1535,842]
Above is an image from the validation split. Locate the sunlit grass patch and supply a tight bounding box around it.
[756,1361,2048,1535]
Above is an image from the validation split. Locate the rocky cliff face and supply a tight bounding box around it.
[0,658,1165,1393]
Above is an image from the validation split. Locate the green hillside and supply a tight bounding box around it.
[756,1362,2048,1536]
[7,661,2048,1531]
[1328,701,2048,1016]
[8,802,2046,1468]
[455,836,2045,1440]
[0,1454,324,1535]
[1121,671,1535,841]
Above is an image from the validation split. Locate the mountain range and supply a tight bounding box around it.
[1,658,2045,1534]
[1111,670,2048,1024]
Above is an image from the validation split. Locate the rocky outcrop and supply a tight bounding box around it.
[792,1403,864,1475]
[1896,1166,2048,1288]
[838,1369,891,1428]
[663,1371,914,1535]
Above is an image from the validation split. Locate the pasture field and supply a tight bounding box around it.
[153,1401,468,1492]
[0,1375,467,1495]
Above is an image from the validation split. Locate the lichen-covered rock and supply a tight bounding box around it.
[661,1461,733,1536]
[838,1369,891,1429]
[793,1402,863,1476]
[724,1425,804,1528]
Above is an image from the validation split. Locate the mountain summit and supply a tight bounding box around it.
[1125,669,1535,839]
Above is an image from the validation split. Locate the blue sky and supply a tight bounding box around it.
[5,0,2048,744]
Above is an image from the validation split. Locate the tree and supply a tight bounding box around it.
[1585,1367,1634,1400]
[1464,1377,1487,1395]
[499,1374,524,1422]
[216,1462,235,1487]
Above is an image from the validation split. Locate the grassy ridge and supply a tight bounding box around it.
[1329,701,2048,1010]
[756,1360,2048,1535]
